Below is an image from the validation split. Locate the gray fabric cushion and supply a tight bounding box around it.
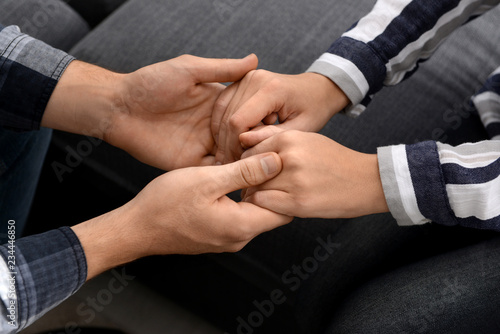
[56,3,500,333]
[1,0,89,51]
[66,0,127,28]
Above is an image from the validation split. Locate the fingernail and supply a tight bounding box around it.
[215,161,222,166]
[260,155,278,175]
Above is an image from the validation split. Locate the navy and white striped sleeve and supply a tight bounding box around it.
[473,68,500,140]
[307,0,500,117]
[0,24,74,131]
[378,141,500,230]
[377,68,500,230]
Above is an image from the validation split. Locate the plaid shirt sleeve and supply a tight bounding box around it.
[0,24,75,131]
[0,227,87,333]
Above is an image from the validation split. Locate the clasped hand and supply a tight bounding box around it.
[210,69,389,220]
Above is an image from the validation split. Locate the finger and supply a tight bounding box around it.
[215,78,251,163]
[212,82,239,145]
[237,201,293,235]
[240,125,284,149]
[240,132,283,160]
[190,54,259,83]
[224,144,244,164]
[223,89,285,163]
[216,77,258,163]
[244,190,294,217]
[263,113,278,125]
[200,155,216,166]
[212,152,282,196]
[274,116,317,132]
[219,196,293,237]
[240,188,247,200]
[214,118,228,164]
[241,185,258,200]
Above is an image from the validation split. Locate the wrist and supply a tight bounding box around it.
[300,72,350,119]
[364,154,390,215]
[71,203,143,281]
[43,60,127,140]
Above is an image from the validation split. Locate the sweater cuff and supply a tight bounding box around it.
[307,36,386,117]
[377,145,432,226]
[307,53,368,117]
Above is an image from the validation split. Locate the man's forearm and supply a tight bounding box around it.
[70,203,143,281]
[42,60,126,141]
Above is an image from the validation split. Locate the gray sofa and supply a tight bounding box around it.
[19,1,500,333]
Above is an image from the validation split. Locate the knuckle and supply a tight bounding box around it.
[230,242,247,253]
[224,242,245,253]
[279,130,299,143]
[275,130,300,152]
[237,160,260,186]
[252,69,270,81]
[193,170,218,199]
[231,224,254,243]
[228,113,244,131]
[265,77,282,92]
[292,194,309,216]
[207,238,226,251]
[177,54,193,62]
[284,151,302,168]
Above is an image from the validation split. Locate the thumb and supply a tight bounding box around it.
[214,153,282,196]
[192,54,258,83]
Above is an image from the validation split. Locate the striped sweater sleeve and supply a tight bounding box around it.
[307,0,500,117]
[473,68,500,140]
[378,141,500,230]
[378,69,500,230]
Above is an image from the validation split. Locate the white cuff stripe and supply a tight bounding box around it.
[391,145,429,225]
[447,175,500,220]
[343,0,413,43]
[315,53,370,98]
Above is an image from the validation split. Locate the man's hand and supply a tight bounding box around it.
[240,127,388,219]
[211,70,350,164]
[43,54,259,170]
[71,152,292,280]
